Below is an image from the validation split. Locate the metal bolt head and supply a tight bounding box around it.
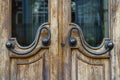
[105,41,114,50]
[61,42,65,47]
[42,37,50,46]
[69,38,77,46]
[6,41,15,49]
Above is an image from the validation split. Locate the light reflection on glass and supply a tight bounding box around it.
[71,0,108,47]
[12,0,48,46]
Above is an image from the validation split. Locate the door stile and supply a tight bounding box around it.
[58,0,64,80]
[111,0,120,79]
[62,0,72,80]
[58,0,72,80]
[49,0,59,80]
[0,0,10,80]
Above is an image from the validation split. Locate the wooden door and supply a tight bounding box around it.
[0,0,120,80]
[60,0,114,80]
[1,0,59,80]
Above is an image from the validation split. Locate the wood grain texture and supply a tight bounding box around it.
[58,0,63,80]
[0,0,120,80]
[62,0,113,80]
[49,0,59,80]
[111,0,120,80]
[71,50,110,80]
[10,50,49,80]
[62,0,71,80]
[0,0,9,80]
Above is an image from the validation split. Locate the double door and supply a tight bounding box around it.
[2,0,115,80]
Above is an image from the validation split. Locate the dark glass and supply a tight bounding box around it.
[72,0,109,46]
[12,0,48,46]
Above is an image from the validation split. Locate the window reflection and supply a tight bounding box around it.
[12,0,48,46]
[72,0,108,46]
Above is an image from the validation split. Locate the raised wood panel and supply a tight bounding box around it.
[77,62,104,80]
[10,50,49,80]
[16,59,43,80]
[71,50,110,80]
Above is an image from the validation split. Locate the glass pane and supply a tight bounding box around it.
[72,0,109,47]
[12,0,48,46]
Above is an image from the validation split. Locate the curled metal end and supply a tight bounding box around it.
[105,41,114,51]
[68,26,114,55]
[42,37,51,46]
[69,37,77,46]
[6,41,15,49]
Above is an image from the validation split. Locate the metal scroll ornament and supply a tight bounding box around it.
[68,23,114,55]
[6,24,51,55]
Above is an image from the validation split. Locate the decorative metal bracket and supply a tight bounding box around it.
[68,23,114,55]
[6,24,51,55]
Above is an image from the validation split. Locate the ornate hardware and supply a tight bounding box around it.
[105,41,114,51]
[68,27,78,47]
[68,23,114,55]
[6,25,51,55]
[69,38,77,46]
[6,41,15,49]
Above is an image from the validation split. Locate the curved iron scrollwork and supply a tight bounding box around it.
[68,23,114,55]
[6,24,51,55]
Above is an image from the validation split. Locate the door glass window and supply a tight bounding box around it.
[71,0,109,46]
[12,0,48,46]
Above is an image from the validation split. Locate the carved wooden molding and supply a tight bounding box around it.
[68,23,114,58]
[71,50,110,80]
[6,23,51,57]
[10,50,49,80]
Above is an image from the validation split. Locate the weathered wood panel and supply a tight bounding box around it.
[49,0,59,80]
[15,59,43,80]
[0,0,9,80]
[62,0,115,80]
[71,50,110,80]
[111,0,120,80]
[10,50,49,80]
[62,0,71,80]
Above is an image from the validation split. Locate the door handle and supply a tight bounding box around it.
[68,23,114,55]
[6,26,51,55]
